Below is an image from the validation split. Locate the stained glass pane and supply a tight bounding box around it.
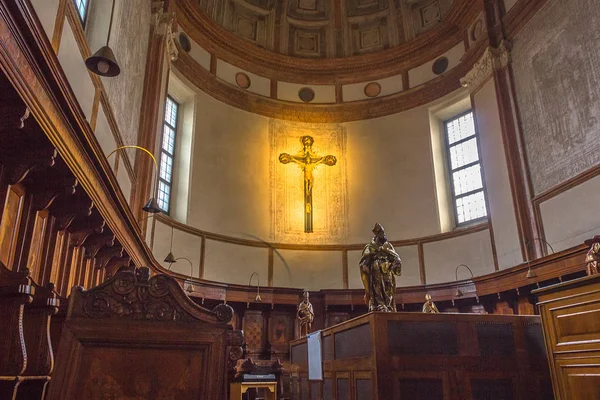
[73,0,88,22]
[162,126,175,154]
[164,97,178,127]
[455,191,487,224]
[449,138,479,170]
[446,112,476,145]
[157,181,170,212]
[452,164,483,196]
[159,152,173,182]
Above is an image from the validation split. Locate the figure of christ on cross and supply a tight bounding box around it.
[279,136,337,233]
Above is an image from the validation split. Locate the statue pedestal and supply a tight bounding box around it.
[289,311,552,399]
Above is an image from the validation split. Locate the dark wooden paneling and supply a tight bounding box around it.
[398,378,444,400]
[336,378,350,400]
[388,320,458,356]
[356,378,372,400]
[476,323,515,356]
[334,323,371,360]
[471,379,515,400]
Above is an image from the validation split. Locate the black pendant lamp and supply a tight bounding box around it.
[86,0,120,77]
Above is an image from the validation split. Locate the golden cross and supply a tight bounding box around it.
[279,136,337,233]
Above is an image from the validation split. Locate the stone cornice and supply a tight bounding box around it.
[460,41,510,90]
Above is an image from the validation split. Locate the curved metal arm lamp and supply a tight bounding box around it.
[106,145,162,214]
[454,264,475,298]
[167,257,195,293]
[85,0,120,77]
[249,272,262,303]
[525,238,556,279]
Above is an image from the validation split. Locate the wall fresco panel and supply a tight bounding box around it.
[512,0,600,194]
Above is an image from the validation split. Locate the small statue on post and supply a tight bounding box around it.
[297,290,314,338]
[585,236,600,276]
[359,223,402,312]
[422,294,440,313]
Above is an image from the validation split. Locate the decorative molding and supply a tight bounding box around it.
[460,41,510,89]
[153,1,178,61]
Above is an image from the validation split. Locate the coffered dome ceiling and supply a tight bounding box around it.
[192,0,455,58]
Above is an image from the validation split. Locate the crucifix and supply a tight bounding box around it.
[279,136,337,233]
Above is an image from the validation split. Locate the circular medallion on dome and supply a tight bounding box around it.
[471,19,484,42]
[235,72,251,89]
[432,57,449,75]
[178,33,191,53]
[364,82,382,98]
[298,87,315,103]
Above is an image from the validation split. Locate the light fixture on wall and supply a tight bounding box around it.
[249,272,262,303]
[106,145,161,214]
[85,0,120,77]
[525,238,556,279]
[167,256,195,293]
[454,264,475,298]
[163,226,176,263]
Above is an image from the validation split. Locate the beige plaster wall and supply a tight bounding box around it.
[273,250,343,290]
[424,229,495,284]
[540,174,600,252]
[184,86,440,244]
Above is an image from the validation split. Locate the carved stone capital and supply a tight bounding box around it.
[152,1,178,61]
[460,41,510,89]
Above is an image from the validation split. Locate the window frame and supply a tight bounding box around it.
[443,109,488,227]
[73,0,90,27]
[157,95,179,215]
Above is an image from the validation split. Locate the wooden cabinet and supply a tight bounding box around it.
[535,274,600,400]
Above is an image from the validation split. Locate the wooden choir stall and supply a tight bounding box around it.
[289,312,552,400]
[45,267,243,400]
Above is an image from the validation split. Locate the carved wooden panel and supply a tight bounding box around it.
[243,309,266,357]
[269,311,293,358]
[47,268,240,400]
[0,183,25,269]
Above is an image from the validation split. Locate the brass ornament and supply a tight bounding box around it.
[585,236,600,275]
[279,136,337,233]
[297,290,314,338]
[359,223,402,312]
[422,294,440,313]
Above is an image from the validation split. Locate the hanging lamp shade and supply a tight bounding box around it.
[142,197,161,214]
[85,46,121,77]
[164,252,177,264]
